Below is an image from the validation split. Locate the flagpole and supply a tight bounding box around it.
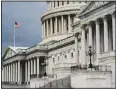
[14,23,15,47]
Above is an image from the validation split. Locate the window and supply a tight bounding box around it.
[58,56,59,61]
[54,1,55,7]
[53,58,55,63]
[58,1,59,6]
[64,55,67,59]
[71,53,73,58]
[67,1,69,4]
[62,1,64,5]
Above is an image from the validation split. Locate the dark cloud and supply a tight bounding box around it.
[2,2,48,56]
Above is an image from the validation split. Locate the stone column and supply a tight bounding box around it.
[68,14,71,33]
[103,16,108,52]
[4,66,6,82]
[59,18,61,33]
[9,64,11,82]
[7,64,9,82]
[14,62,16,83]
[96,20,100,64]
[64,16,67,33]
[59,1,62,6]
[50,18,53,35]
[2,67,4,82]
[13,62,15,83]
[28,60,30,83]
[61,15,64,33]
[6,64,8,82]
[44,21,46,37]
[75,34,79,63]
[17,61,21,84]
[48,1,51,10]
[55,1,58,7]
[47,20,49,36]
[4,66,5,82]
[55,16,57,34]
[112,13,116,50]
[37,57,39,78]
[34,58,36,74]
[88,23,92,46]
[81,26,86,65]
[42,22,44,38]
[9,64,10,82]
[31,59,33,75]
[64,1,67,5]
[11,63,12,82]
[15,62,17,83]
[25,61,27,83]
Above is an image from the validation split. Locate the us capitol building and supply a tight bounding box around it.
[2,1,116,88]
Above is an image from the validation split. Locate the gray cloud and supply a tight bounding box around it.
[2,2,48,56]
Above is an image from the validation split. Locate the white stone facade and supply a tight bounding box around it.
[2,1,115,88]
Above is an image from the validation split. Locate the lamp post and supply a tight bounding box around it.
[86,46,95,70]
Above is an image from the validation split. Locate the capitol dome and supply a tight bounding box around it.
[40,1,86,44]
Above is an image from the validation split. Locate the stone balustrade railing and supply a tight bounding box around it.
[30,74,56,79]
[42,4,84,20]
[48,36,75,49]
[71,65,112,72]
[55,63,77,68]
[16,36,74,54]
[26,45,48,53]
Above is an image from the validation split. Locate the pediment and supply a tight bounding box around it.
[78,1,109,17]
[3,47,16,60]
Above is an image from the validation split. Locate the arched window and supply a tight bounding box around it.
[58,56,59,61]
[53,58,55,63]
[71,53,73,58]
[64,55,67,59]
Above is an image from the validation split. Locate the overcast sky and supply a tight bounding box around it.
[2,2,48,55]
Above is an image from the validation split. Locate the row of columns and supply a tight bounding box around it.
[25,57,39,84]
[42,14,74,38]
[81,12,115,65]
[48,1,76,9]
[2,61,21,84]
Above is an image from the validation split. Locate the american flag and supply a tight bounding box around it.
[15,22,20,28]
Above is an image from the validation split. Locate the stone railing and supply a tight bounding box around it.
[17,49,27,53]
[48,36,75,49]
[71,65,112,72]
[55,63,77,68]
[30,74,56,79]
[26,45,48,53]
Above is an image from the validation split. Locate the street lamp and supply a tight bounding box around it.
[86,46,95,70]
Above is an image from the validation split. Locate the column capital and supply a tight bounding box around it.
[81,24,87,29]
[112,11,116,17]
[102,15,108,20]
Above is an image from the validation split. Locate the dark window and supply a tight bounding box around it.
[53,58,55,63]
[58,1,59,6]
[62,1,64,5]
[64,55,67,59]
[54,1,55,7]
[67,1,69,4]
[71,53,73,58]
[58,56,59,61]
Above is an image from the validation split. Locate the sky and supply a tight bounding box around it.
[2,2,48,56]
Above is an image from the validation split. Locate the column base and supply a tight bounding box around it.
[26,81,30,84]
[17,82,21,85]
